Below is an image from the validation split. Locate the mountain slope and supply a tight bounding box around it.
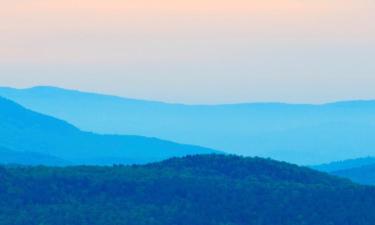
[0,97,217,165]
[1,86,375,164]
[1,155,375,225]
[312,157,375,185]
[331,164,375,186]
[313,157,375,172]
[0,146,68,166]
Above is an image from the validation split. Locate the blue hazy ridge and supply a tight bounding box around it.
[1,86,375,164]
[0,96,217,165]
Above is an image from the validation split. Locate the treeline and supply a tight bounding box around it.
[1,155,375,225]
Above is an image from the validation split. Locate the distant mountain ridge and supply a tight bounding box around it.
[312,157,375,185]
[0,146,68,166]
[1,86,375,164]
[0,96,217,165]
[313,157,375,172]
[331,164,375,186]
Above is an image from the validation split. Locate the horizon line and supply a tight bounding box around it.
[1,85,375,107]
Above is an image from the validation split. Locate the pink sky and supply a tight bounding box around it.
[0,0,374,103]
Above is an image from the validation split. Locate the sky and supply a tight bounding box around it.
[0,0,374,104]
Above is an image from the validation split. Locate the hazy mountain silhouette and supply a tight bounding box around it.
[0,97,217,165]
[312,157,375,185]
[1,86,375,164]
[313,157,375,172]
[0,146,68,166]
[331,164,375,186]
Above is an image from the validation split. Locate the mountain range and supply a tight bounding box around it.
[0,96,216,165]
[1,86,375,164]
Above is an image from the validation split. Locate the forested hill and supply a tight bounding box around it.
[0,97,217,165]
[1,155,375,225]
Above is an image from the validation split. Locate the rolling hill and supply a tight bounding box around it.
[1,154,375,225]
[331,164,375,186]
[313,157,375,185]
[0,97,217,165]
[1,86,375,164]
[313,157,375,172]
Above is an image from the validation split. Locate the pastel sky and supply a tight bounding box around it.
[1,0,374,103]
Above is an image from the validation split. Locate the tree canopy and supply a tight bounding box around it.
[0,154,374,225]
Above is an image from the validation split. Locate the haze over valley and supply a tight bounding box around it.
[1,86,375,164]
[1,0,375,224]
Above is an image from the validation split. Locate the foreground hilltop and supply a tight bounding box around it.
[2,86,375,164]
[0,97,217,165]
[1,154,375,225]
